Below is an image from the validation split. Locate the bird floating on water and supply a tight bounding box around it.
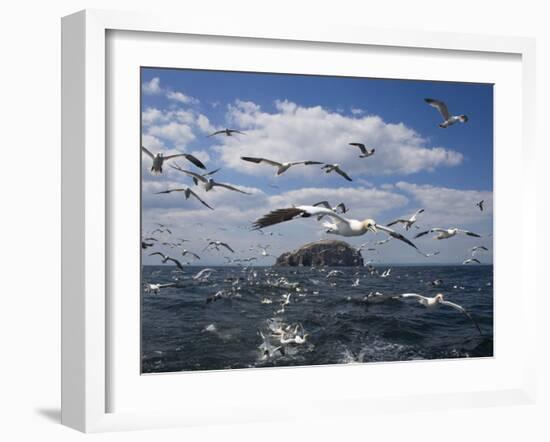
[141,146,206,173]
[424,98,468,128]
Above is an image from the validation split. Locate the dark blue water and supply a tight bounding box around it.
[141,265,493,373]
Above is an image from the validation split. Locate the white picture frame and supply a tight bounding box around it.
[61,9,537,433]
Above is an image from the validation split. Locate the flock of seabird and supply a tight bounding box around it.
[142,97,491,360]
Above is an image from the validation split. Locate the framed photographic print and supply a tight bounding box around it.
[61,9,537,432]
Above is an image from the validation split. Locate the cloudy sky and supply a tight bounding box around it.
[141,68,493,266]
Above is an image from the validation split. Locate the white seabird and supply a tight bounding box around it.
[171,165,251,194]
[386,208,425,231]
[193,268,215,281]
[240,156,323,176]
[207,128,246,137]
[462,258,481,265]
[399,293,482,334]
[415,227,481,240]
[154,187,214,210]
[321,163,353,181]
[181,250,201,260]
[204,240,235,253]
[148,252,185,271]
[143,282,177,294]
[252,205,420,251]
[380,268,392,278]
[424,98,468,128]
[470,246,489,255]
[348,142,375,158]
[141,146,206,173]
[258,330,284,359]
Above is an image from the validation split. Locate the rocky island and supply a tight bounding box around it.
[274,239,363,267]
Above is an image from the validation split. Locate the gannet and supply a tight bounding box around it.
[252,205,419,251]
[348,142,375,158]
[204,240,235,253]
[207,128,246,137]
[415,228,481,240]
[321,163,353,181]
[171,165,251,194]
[399,293,482,334]
[387,208,425,231]
[240,156,323,175]
[143,282,177,294]
[476,200,484,211]
[141,146,205,173]
[424,98,468,128]
[181,250,201,260]
[462,258,481,265]
[154,187,214,210]
[148,252,185,270]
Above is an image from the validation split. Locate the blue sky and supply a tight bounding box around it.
[141,67,493,265]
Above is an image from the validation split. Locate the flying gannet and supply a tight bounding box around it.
[154,186,214,210]
[204,240,235,253]
[424,98,468,128]
[415,228,481,240]
[143,282,177,295]
[321,163,353,181]
[399,293,482,334]
[252,205,420,251]
[240,156,323,176]
[348,142,375,158]
[476,200,484,211]
[386,209,425,231]
[171,165,251,194]
[462,258,481,265]
[470,246,489,255]
[148,252,185,271]
[208,128,246,137]
[141,146,206,173]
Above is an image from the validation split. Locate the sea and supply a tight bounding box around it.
[141,265,493,373]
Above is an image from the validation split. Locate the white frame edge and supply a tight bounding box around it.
[61,9,537,433]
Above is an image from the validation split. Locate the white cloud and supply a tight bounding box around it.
[141,77,162,95]
[350,107,365,116]
[147,122,196,145]
[166,90,199,105]
[215,99,464,179]
[394,181,493,227]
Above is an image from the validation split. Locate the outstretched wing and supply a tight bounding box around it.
[335,167,353,181]
[459,229,481,238]
[166,256,184,270]
[441,300,482,335]
[349,142,367,154]
[212,182,251,194]
[386,219,406,227]
[220,243,235,253]
[425,98,450,121]
[399,293,425,301]
[148,252,166,259]
[207,130,225,137]
[141,146,155,159]
[241,157,282,167]
[376,224,419,251]
[253,205,347,230]
[170,165,208,183]
[313,201,331,210]
[184,188,214,210]
[336,202,347,213]
[229,130,246,135]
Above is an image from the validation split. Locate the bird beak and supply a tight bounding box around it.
[369,225,377,233]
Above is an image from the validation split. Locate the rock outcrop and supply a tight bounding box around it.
[274,240,363,267]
